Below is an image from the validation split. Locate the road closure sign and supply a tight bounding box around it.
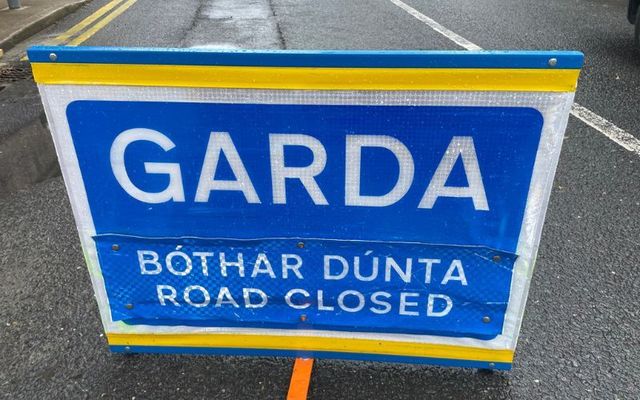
[30,46,582,370]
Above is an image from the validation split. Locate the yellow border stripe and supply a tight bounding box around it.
[107,333,514,363]
[31,63,580,92]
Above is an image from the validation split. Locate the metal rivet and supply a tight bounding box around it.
[488,362,496,368]
[548,58,557,67]
[111,244,120,251]
[124,346,131,352]
[300,314,307,322]
[482,316,491,323]
[296,241,305,249]
[125,303,134,310]
[49,53,57,62]
[492,255,501,263]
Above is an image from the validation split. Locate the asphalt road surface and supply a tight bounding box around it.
[1,0,639,398]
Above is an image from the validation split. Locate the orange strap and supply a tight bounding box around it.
[287,358,315,400]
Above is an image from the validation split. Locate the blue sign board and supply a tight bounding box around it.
[31,46,582,369]
[67,100,540,339]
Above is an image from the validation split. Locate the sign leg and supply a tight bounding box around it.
[287,358,314,400]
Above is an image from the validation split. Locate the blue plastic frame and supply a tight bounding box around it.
[28,46,583,69]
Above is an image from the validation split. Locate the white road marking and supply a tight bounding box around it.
[570,104,640,155]
[389,0,640,157]
[388,0,482,51]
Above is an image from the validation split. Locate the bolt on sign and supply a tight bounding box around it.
[29,46,582,370]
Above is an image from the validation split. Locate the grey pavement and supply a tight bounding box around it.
[0,0,90,54]
[1,0,639,398]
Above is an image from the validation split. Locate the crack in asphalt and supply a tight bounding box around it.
[267,0,286,49]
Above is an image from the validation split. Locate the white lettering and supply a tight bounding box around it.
[317,290,334,311]
[427,294,453,317]
[337,290,365,312]
[324,255,349,280]
[353,255,378,281]
[419,258,440,284]
[138,250,162,275]
[441,259,468,286]
[399,292,420,316]
[184,285,211,307]
[110,128,185,203]
[243,288,268,308]
[370,291,392,314]
[250,253,276,278]
[195,132,260,203]
[270,134,328,205]
[165,251,192,276]
[419,136,489,210]
[157,285,180,306]
[193,251,214,276]
[285,288,310,309]
[345,135,414,207]
[215,287,240,307]
[281,254,304,279]
[384,257,412,283]
[219,252,245,277]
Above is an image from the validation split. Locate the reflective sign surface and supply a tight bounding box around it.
[65,101,543,339]
[31,46,582,369]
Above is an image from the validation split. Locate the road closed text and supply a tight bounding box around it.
[137,248,469,318]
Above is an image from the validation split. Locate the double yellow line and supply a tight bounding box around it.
[23,0,137,60]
